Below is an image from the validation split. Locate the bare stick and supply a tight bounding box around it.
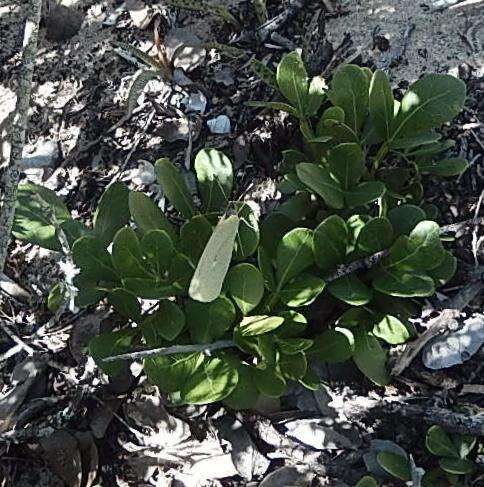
[0,0,42,271]
[103,339,235,362]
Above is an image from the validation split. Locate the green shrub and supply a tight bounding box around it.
[12,52,467,406]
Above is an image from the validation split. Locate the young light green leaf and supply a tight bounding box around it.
[47,283,65,312]
[392,74,466,139]
[155,158,195,219]
[129,191,176,240]
[425,425,460,458]
[296,163,344,209]
[417,157,468,177]
[313,215,348,272]
[356,217,394,254]
[373,269,435,297]
[186,296,235,343]
[369,70,394,140]
[309,327,354,363]
[376,452,411,481]
[276,228,314,287]
[276,51,308,114]
[93,182,130,247]
[353,328,390,386]
[372,315,410,345]
[194,148,233,211]
[226,263,264,315]
[345,181,386,208]
[279,273,325,307]
[142,300,185,343]
[189,215,239,303]
[328,64,369,133]
[328,143,365,189]
[387,204,426,236]
[238,315,285,336]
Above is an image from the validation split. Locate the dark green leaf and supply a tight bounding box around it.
[90,329,134,377]
[233,202,259,260]
[128,191,176,240]
[296,163,344,209]
[353,328,390,386]
[279,273,325,307]
[112,227,152,279]
[195,148,233,211]
[180,215,213,265]
[389,132,441,149]
[93,182,130,247]
[226,263,264,315]
[328,143,365,189]
[392,74,466,138]
[427,250,457,286]
[439,458,474,475]
[108,288,141,321]
[260,213,296,258]
[253,365,286,397]
[280,352,307,380]
[277,192,313,222]
[426,425,460,458]
[313,215,348,272]
[141,229,175,277]
[276,337,313,355]
[376,452,411,481]
[355,476,379,487]
[186,296,236,343]
[276,228,314,286]
[275,310,307,338]
[223,363,259,410]
[417,157,468,177]
[72,236,118,282]
[258,247,276,291]
[246,101,300,117]
[345,181,386,208]
[328,275,373,306]
[387,204,426,236]
[373,269,435,297]
[142,300,185,343]
[154,158,195,219]
[369,69,395,140]
[123,278,178,299]
[309,327,354,363]
[356,217,394,254]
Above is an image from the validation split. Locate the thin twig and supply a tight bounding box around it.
[0,319,35,355]
[103,339,235,362]
[0,0,42,271]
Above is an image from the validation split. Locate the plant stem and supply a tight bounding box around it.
[0,0,42,271]
[103,339,235,362]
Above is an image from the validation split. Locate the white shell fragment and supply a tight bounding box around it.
[423,313,484,369]
[207,115,231,134]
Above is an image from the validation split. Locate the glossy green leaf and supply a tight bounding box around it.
[372,315,410,345]
[128,191,176,240]
[369,70,395,140]
[328,143,365,189]
[276,228,314,287]
[238,315,285,336]
[417,157,468,177]
[328,64,369,133]
[387,204,426,236]
[226,263,264,315]
[181,355,239,404]
[142,300,185,343]
[194,148,233,211]
[276,51,308,114]
[296,163,344,209]
[186,296,236,343]
[309,327,354,363]
[141,229,175,277]
[180,215,213,265]
[112,227,151,279]
[93,182,130,247]
[155,158,195,219]
[328,275,373,306]
[108,288,141,321]
[90,329,134,377]
[373,269,435,297]
[353,328,390,386]
[426,425,460,458]
[439,457,474,475]
[279,273,325,307]
[357,217,394,255]
[313,215,348,272]
[376,452,411,481]
[233,202,259,260]
[345,181,386,208]
[189,215,239,303]
[392,74,466,139]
